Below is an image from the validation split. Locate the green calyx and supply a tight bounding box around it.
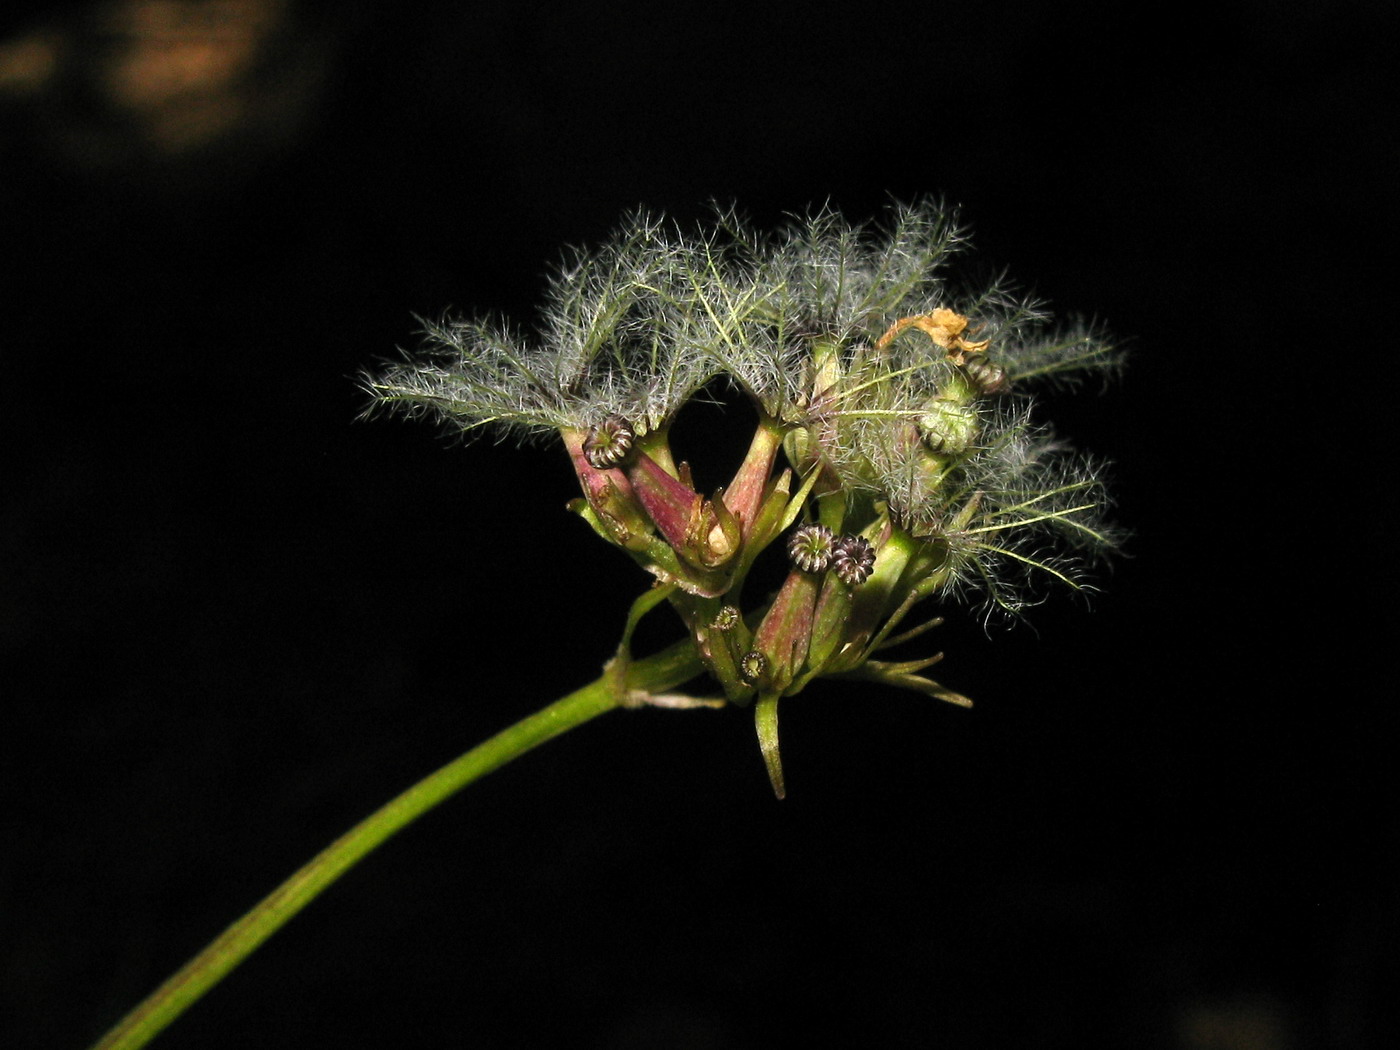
[567,403,989,796]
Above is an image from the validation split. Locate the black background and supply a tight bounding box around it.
[2,2,1394,1047]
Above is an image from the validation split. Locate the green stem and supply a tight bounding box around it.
[89,640,704,1050]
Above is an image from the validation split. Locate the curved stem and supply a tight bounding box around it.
[89,640,704,1050]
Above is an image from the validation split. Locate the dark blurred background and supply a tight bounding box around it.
[2,2,1394,1047]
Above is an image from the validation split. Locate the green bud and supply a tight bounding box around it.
[740,650,769,685]
[749,569,820,695]
[917,399,979,455]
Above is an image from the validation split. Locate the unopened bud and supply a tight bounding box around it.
[787,523,836,573]
[918,400,979,455]
[962,355,1012,396]
[710,605,741,631]
[740,650,768,684]
[582,416,635,469]
[832,535,876,585]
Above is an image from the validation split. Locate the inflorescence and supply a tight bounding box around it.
[366,201,1120,796]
